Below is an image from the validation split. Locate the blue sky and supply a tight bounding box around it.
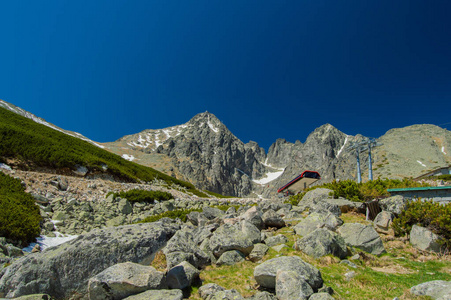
[1,1,450,150]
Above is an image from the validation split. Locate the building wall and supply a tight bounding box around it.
[390,188,451,204]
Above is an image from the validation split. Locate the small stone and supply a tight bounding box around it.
[31,244,41,253]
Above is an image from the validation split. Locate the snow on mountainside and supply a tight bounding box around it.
[0,99,105,149]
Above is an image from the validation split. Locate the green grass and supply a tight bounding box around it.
[0,107,202,193]
[186,212,451,299]
[108,189,173,203]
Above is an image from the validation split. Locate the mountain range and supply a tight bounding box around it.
[1,99,450,197]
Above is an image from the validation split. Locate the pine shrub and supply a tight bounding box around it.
[392,199,451,249]
[0,172,41,245]
[112,189,173,203]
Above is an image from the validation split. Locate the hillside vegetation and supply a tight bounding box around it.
[0,107,199,192]
[288,178,429,205]
[0,172,41,245]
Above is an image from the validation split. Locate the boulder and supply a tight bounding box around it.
[262,209,285,228]
[373,211,394,234]
[209,221,261,257]
[249,243,269,262]
[202,207,224,220]
[241,206,264,230]
[309,292,336,300]
[167,261,200,290]
[276,270,314,300]
[293,212,343,237]
[10,294,52,300]
[123,289,183,300]
[258,200,289,213]
[309,201,341,217]
[208,289,244,300]
[0,221,179,299]
[325,198,365,213]
[337,223,386,255]
[411,280,451,299]
[379,195,407,216]
[254,256,323,290]
[410,225,444,253]
[294,228,348,259]
[118,198,133,215]
[247,291,277,300]
[163,230,210,269]
[198,283,225,299]
[302,188,333,203]
[216,250,245,266]
[87,262,166,300]
[264,234,289,248]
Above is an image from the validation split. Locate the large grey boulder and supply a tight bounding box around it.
[241,206,264,230]
[264,234,289,248]
[167,261,200,290]
[261,209,285,228]
[276,270,314,300]
[216,250,245,266]
[209,221,261,257]
[198,283,225,299]
[0,221,179,299]
[208,289,244,300]
[202,207,224,220]
[163,230,210,269]
[123,289,183,300]
[87,262,166,300]
[379,195,408,216]
[337,223,386,255]
[301,188,333,203]
[294,228,348,259]
[410,225,444,253]
[293,212,343,237]
[411,280,451,299]
[373,211,394,234]
[254,256,323,290]
[309,201,342,217]
[249,243,269,262]
[309,293,335,300]
[324,198,365,214]
[247,291,277,300]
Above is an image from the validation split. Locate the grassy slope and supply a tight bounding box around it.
[179,213,451,300]
[0,107,200,192]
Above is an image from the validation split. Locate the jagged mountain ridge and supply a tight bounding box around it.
[105,113,451,197]
[1,98,449,197]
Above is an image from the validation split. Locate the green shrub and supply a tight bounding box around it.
[112,189,173,203]
[287,178,429,204]
[392,199,451,249]
[0,172,41,245]
[438,174,451,181]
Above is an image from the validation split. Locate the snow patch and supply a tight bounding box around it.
[442,146,447,155]
[207,115,219,133]
[337,135,349,157]
[253,169,285,185]
[417,160,427,167]
[22,232,78,252]
[0,163,12,171]
[122,154,135,161]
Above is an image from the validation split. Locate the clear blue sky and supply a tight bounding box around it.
[1,1,450,150]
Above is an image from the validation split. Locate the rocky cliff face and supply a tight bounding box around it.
[105,114,451,198]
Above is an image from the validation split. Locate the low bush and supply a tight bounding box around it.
[0,172,41,245]
[287,178,429,205]
[111,189,173,203]
[392,199,451,249]
[438,174,451,181]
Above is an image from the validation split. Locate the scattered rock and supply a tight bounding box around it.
[373,211,394,234]
[294,228,348,259]
[262,209,285,228]
[293,212,343,237]
[87,262,166,300]
[410,225,445,253]
[379,195,407,216]
[209,221,261,257]
[123,289,183,300]
[167,261,200,290]
[337,223,386,255]
[264,234,289,247]
[254,256,323,290]
[276,270,314,300]
[0,221,179,298]
[216,250,245,266]
[309,292,335,300]
[198,283,225,299]
[249,243,269,262]
[410,280,451,299]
